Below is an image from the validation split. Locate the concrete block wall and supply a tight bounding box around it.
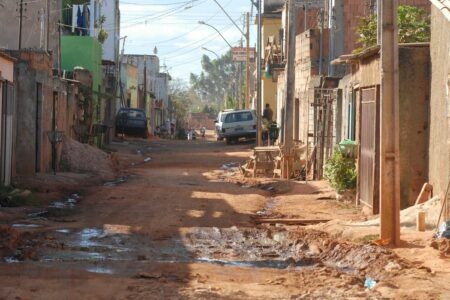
[428,4,450,199]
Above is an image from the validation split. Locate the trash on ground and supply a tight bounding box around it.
[364,278,377,289]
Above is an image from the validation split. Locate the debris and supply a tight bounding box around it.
[18,190,32,197]
[28,211,49,220]
[417,210,426,232]
[436,220,450,239]
[415,183,433,205]
[384,261,402,272]
[364,278,376,289]
[252,218,330,226]
[144,157,152,162]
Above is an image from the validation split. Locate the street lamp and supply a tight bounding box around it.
[201,47,219,59]
[198,21,233,48]
[210,0,251,110]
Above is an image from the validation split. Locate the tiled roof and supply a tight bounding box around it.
[430,0,450,21]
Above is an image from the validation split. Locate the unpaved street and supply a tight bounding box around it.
[0,137,447,299]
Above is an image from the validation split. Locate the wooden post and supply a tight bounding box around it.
[379,0,400,246]
[246,12,250,109]
[283,0,297,177]
[256,0,262,146]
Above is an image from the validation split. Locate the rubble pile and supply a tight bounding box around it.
[60,138,114,179]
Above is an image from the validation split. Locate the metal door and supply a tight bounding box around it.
[359,87,379,213]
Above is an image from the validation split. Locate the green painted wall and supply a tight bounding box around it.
[61,36,102,95]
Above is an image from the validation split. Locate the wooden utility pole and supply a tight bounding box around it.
[283,0,297,153]
[378,0,401,246]
[256,0,262,146]
[144,55,147,111]
[246,12,250,109]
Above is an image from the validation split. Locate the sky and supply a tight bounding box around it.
[119,0,257,85]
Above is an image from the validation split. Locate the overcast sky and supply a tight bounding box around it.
[119,0,257,85]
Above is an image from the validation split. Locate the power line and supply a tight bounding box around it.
[122,0,234,46]
[121,0,198,6]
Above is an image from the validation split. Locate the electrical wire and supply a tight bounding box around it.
[122,0,234,47]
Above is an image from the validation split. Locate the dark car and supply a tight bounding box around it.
[115,108,148,138]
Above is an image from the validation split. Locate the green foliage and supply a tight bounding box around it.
[190,50,243,109]
[95,15,108,44]
[0,186,41,207]
[97,29,108,44]
[201,104,219,118]
[324,150,357,193]
[355,5,430,53]
[169,79,201,129]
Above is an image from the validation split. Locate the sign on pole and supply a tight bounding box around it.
[232,47,255,62]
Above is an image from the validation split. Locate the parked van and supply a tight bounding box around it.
[215,109,257,144]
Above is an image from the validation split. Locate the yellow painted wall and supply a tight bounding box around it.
[262,17,281,122]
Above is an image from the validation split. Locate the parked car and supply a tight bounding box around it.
[215,109,257,144]
[115,108,148,138]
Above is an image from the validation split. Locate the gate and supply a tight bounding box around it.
[359,87,379,213]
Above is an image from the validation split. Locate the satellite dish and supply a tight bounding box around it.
[153,46,158,55]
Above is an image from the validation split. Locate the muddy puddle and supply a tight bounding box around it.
[12,225,405,284]
[103,177,127,186]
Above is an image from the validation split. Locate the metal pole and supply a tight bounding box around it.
[201,47,219,59]
[379,0,401,246]
[256,0,262,146]
[198,21,233,48]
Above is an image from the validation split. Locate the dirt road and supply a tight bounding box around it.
[0,136,447,299]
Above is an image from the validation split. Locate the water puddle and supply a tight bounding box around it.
[12,224,42,228]
[221,162,240,170]
[86,266,115,274]
[55,229,71,234]
[79,228,104,247]
[28,211,49,220]
[4,257,20,263]
[195,257,312,269]
[104,177,127,186]
[256,197,278,216]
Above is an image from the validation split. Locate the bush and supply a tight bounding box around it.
[324,149,357,193]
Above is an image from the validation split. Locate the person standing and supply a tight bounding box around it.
[263,103,273,122]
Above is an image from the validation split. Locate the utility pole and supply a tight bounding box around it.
[17,0,24,49]
[283,0,297,155]
[318,8,324,76]
[378,0,400,246]
[144,55,147,111]
[246,12,250,109]
[256,0,262,146]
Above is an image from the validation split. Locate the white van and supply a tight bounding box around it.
[215,109,257,144]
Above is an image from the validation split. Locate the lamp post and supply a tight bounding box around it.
[201,47,220,59]
[198,21,233,48]
[211,0,251,109]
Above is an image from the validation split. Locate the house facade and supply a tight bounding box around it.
[0,53,16,185]
[428,0,450,202]
[333,44,430,213]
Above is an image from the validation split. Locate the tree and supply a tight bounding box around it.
[169,79,200,130]
[355,5,430,53]
[190,51,243,110]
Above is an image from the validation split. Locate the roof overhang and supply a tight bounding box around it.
[430,0,450,22]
